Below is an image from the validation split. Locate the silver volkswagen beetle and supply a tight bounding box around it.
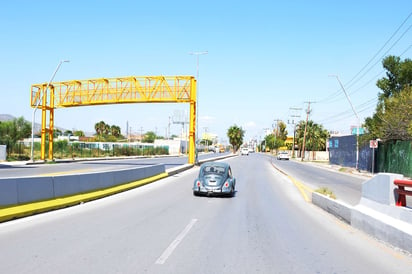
[193,162,236,197]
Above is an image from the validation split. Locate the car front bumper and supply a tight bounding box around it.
[193,186,232,196]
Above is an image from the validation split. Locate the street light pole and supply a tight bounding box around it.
[189,51,208,164]
[329,75,360,170]
[31,60,69,162]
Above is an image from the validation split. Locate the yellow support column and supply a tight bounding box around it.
[48,86,55,160]
[188,79,196,164]
[40,87,47,160]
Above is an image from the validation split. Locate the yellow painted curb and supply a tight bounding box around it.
[0,172,169,223]
[270,160,313,202]
[287,175,313,202]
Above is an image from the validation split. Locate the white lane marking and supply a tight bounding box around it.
[155,218,198,265]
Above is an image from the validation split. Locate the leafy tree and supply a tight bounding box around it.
[274,121,288,141]
[267,120,288,150]
[15,117,32,138]
[295,120,329,152]
[94,121,122,140]
[73,130,85,137]
[366,86,412,141]
[0,117,31,154]
[104,124,110,135]
[95,121,106,136]
[376,56,412,100]
[264,133,284,151]
[227,125,244,152]
[142,131,156,143]
[54,128,62,137]
[365,56,412,141]
[110,125,121,137]
[105,135,118,142]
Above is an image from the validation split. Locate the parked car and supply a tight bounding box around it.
[193,162,236,197]
[277,151,290,160]
[240,147,249,156]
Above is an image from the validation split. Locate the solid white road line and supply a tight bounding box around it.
[155,218,198,265]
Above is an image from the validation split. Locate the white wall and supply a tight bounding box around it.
[0,145,6,161]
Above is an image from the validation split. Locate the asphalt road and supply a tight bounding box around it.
[0,153,411,273]
[0,152,231,178]
[269,154,367,205]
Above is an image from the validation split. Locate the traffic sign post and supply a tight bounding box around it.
[369,140,378,174]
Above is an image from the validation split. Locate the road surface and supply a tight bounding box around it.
[0,153,411,273]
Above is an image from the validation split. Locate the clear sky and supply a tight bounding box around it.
[1,1,411,143]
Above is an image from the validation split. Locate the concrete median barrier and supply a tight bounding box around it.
[312,173,412,254]
[312,192,352,224]
[0,164,165,207]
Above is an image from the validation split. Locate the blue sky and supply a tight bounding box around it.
[1,1,411,143]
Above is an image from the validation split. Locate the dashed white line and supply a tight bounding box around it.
[155,218,198,265]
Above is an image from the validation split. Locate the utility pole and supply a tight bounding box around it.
[289,107,302,158]
[272,119,281,153]
[262,128,269,152]
[126,121,129,142]
[330,75,360,170]
[168,116,171,139]
[189,51,208,164]
[172,110,189,155]
[301,102,313,161]
[203,127,209,151]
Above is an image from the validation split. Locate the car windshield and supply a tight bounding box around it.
[202,165,225,175]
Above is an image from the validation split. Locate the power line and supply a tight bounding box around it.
[317,12,412,104]
[344,12,412,89]
[347,23,412,92]
[317,97,377,124]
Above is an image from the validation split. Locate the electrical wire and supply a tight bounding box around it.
[316,12,412,105]
[347,23,412,93]
[344,12,412,89]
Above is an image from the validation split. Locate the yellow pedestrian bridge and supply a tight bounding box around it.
[31,75,197,163]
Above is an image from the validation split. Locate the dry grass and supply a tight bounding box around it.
[315,187,336,199]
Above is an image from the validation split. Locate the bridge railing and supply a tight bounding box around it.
[394,179,412,207]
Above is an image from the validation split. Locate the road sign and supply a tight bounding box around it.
[370,140,378,149]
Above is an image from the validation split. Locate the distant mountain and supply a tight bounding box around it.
[0,114,68,134]
[0,114,16,121]
[0,114,41,133]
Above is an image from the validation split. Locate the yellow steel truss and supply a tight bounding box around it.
[31,76,197,164]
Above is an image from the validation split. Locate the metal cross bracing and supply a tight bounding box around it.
[30,75,197,164]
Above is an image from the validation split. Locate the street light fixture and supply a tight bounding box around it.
[329,74,360,170]
[189,51,208,164]
[31,60,69,162]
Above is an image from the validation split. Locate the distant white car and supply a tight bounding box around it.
[240,147,249,156]
[277,151,290,160]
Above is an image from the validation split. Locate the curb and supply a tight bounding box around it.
[0,172,168,223]
[272,158,412,255]
[0,153,236,223]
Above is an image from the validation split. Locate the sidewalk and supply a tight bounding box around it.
[0,160,31,166]
[290,158,374,179]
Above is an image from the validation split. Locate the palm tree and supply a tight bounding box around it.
[94,121,106,136]
[110,125,121,137]
[296,120,329,154]
[104,124,110,135]
[227,125,245,152]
